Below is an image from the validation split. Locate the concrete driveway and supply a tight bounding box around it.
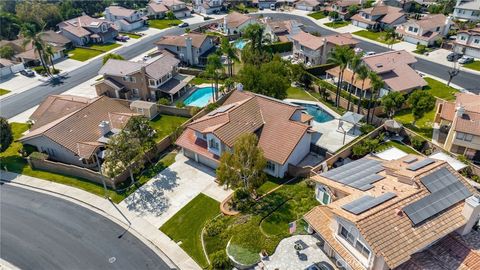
[120,153,232,228]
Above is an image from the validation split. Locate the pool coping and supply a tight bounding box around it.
[181,84,222,107]
[283,98,341,119]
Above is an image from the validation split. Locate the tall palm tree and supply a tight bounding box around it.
[328,45,354,108]
[21,23,50,75]
[45,44,56,73]
[356,65,369,114]
[384,28,397,49]
[367,72,384,124]
[346,54,362,111]
[206,54,223,101]
[220,37,238,77]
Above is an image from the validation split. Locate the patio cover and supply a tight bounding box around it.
[340,112,364,125]
[384,119,403,132]
[158,78,187,95]
[429,152,468,171]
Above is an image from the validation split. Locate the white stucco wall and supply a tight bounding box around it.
[277,131,311,177]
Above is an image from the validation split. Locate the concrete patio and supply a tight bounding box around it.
[311,119,361,154]
[260,235,335,270]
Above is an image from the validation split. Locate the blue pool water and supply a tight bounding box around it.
[183,87,215,107]
[233,39,247,50]
[296,102,334,123]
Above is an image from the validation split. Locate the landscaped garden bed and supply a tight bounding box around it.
[324,20,350,29]
[0,88,11,96]
[308,11,327,20]
[353,30,400,44]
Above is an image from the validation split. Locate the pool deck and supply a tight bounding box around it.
[179,83,218,107]
[284,99,341,118]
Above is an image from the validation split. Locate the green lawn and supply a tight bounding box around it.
[286,87,317,101]
[149,19,182,29]
[160,194,220,268]
[423,77,459,101]
[150,114,189,142]
[68,43,121,61]
[353,30,400,44]
[395,108,435,139]
[376,140,420,155]
[121,32,141,39]
[0,88,10,96]
[324,21,351,29]
[463,61,480,72]
[256,176,289,195]
[308,12,326,20]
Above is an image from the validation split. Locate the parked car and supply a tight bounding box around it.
[115,35,128,42]
[447,52,463,62]
[179,22,189,28]
[270,3,276,10]
[365,51,376,56]
[459,56,474,64]
[20,68,35,77]
[259,6,264,10]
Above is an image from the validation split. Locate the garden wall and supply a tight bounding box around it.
[158,105,195,117]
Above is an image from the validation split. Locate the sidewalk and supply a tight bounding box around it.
[0,171,201,270]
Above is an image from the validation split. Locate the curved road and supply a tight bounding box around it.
[0,184,172,270]
[1,13,479,119]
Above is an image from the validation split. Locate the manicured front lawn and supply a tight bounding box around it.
[89,43,121,52]
[0,88,10,96]
[353,30,400,44]
[150,114,189,142]
[463,60,480,72]
[308,11,326,20]
[395,108,435,139]
[149,19,182,29]
[376,140,420,155]
[423,77,459,101]
[68,43,121,61]
[121,32,142,39]
[160,193,220,268]
[286,87,317,101]
[324,20,351,29]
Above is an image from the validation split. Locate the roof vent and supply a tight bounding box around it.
[376,63,383,68]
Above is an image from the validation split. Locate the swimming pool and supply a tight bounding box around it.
[233,39,247,50]
[295,102,334,123]
[183,87,215,107]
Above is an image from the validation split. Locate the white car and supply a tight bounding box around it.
[458,56,474,64]
[365,51,376,56]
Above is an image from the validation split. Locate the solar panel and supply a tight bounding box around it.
[207,103,235,116]
[403,156,418,164]
[407,158,435,171]
[403,171,471,225]
[342,192,397,215]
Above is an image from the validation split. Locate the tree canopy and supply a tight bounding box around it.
[0,45,15,59]
[216,133,267,193]
[102,53,125,65]
[0,12,20,40]
[0,118,13,153]
[381,92,405,118]
[407,90,436,124]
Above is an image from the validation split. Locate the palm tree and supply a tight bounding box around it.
[224,78,234,93]
[384,28,397,49]
[243,23,264,52]
[206,54,223,101]
[367,72,384,124]
[356,65,369,114]
[346,54,362,111]
[45,44,56,73]
[21,23,50,75]
[220,37,238,77]
[328,46,355,108]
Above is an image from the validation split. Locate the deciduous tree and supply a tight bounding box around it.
[381,92,405,118]
[124,115,157,163]
[0,118,13,153]
[0,45,15,59]
[407,90,436,125]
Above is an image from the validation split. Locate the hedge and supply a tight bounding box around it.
[265,41,293,54]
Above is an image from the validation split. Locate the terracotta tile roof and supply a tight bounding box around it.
[107,6,136,17]
[326,66,372,90]
[350,13,377,25]
[40,30,71,46]
[21,96,136,159]
[437,93,480,135]
[334,0,362,7]
[225,12,252,28]
[305,155,478,269]
[396,27,440,42]
[380,9,405,24]
[176,128,220,161]
[458,28,480,35]
[176,91,310,165]
[355,5,404,24]
[161,0,185,7]
[148,2,169,12]
[415,14,447,30]
[296,0,321,7]
[324,33,359,46]
[292,31,324,50]
[155,33,209,48]
[61,25,91,38]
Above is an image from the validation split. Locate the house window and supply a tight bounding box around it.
[148,79,157,87]
[176,46,180,51]
[474,39,480,44]
[266,161,276,172]
[436,26,441,32]
[460,35,467,41]
[209,138,219,150]
[355,240,371,259]
[456,132,473,142]
[339,226,355,245]
[317,186,331,205]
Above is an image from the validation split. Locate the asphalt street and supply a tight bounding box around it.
[0,13,478,119]
[0,184,172,270]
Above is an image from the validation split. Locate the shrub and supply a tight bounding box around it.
[21,144,37,157]
[352,138,380,157]
[205,217,227,237]
[416,44,427,54]
[157,98,170,105]
[176,101,185,108]
[32,66,60,76]
[210,250,232,270]
[231,188,254,212]
[189,106,202,116]
[360,124,375,134]
[264,42,293,54]
[206,102,220,112]
[410,135,426,151]
[29,151,48,160]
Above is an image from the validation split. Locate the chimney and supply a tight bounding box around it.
[223,16,228,35]
[321,38,328,64]
[458,195,480,235]
[443,16,453,36]
[185,36,193,65]
[236,83,243,91]
[456,105,465,118]
[99,121,111,136]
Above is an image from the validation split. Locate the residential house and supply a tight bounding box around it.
[104,5,147,32]
[395,14,452,46]
[326,0,363,20]
[454,28,480,58]
[95,51,191,102]
[327,50,426,97]
[453,0,480,21]
[147,0,191,19]
[351,4,406,30]
[295,0,322,11]
[57,15,118,46]
[255,0,278,9]
[0,58,24,77]
[262,19,303,42]
[155,33,215,66]
[433,93,480,163]
[194,0,224,14]
[19,95,136,169]
[292,31,359,65]
[176,90,315,178]
[304,155,480,270]
[382,0,413,11]
[217,12,257,35]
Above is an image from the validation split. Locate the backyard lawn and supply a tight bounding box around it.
[308,12,326,20]
[376,140,420,155]
[395,108,435,139]
[286,87,317,101]
[0,88,10,96]
[160,193,220,268]
[68,43,121,61]
[423,77,459,101]
[324,21,351,29]
[353,30,400,44]
[149,19,182,29]
[463,61,480,72]
[150,114,189,142]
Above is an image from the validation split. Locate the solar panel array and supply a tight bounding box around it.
[403,168,471,225]
[403,156,418,164]
[407,158,435,171]
[320,158,385,191]
[342,192,397,215]
[207,104,236,116]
